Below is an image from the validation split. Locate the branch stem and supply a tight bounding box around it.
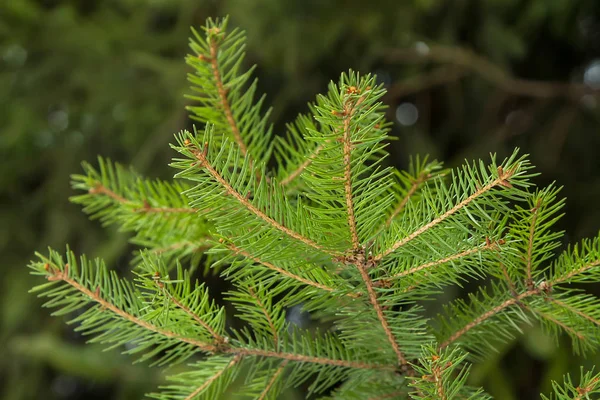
[209,37,248,156]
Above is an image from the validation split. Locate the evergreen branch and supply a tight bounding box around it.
[247,286,279,349]
[551,260,600,285]
[208,32,247,156]
[342,94,366,250]
[525,202,540,286]
[42,259,217,353]
[385,171,428,227]
[543,368,600,400]
[190,144,332,255]
[187,18,274,166]
[280,144,324,187]
[390,241,493,281]
[357,257,409,369]
[160,282,226,344]
[533,309,585,341]
[258,361,288,400]
[225,347,392,370]
[376,165,517,261]
[438,288,539,350]
[34,249,393,374]
[184,355,240,400]
[89,183,129,204]
[89,182,198,214]
[223,242,341,295]
[410,345,490,400]
[548,297,600,327]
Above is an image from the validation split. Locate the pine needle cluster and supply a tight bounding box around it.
[29,17,600,399]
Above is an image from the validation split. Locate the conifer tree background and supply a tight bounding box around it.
[2,1,600,399]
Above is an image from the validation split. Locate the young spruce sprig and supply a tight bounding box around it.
[29,17,600,399]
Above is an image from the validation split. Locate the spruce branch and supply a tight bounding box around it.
[383,157,444,229]
[184,355,240,400]
[187,17,273,166]
[389,240,495,281]
[208,31,247,157]
[357,255,410,369]
[375,160,526,261]
[32,249,395,375]
[28,15,600,399]
[174,133,337,257]
[222,242,351,296]
[342,92,366,250]
[258,360,289,400]
[280,143,323,187]
[438,287,539,351]
[542,368,600,400]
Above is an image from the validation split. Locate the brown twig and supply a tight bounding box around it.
[548,298,600,327]
[525,199,541,288]
[385,45,600,101]
[551,260,600,285]
[534,310,585,341]
[89,184,129,204]
[384,173,428,228]
[158,281,226,344]
[46,265,218,353]
[226,347,393,370]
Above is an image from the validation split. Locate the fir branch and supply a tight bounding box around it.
[190,143,332,255]
[160,281,226,344]
[385,171,428,227]
[184,355,240,400]
[247,286,279,349]
[551,259,600,285]
[225,347,392,370]
[389,241,493,281]
[258,360,289,400]
[34,249,394,373]
[543,368,600,400]
[438,288,539,350]
[89,183,129,204]
[548,297,600,327]
[533,309,585,341]
[208,32,248,156]
[342,93,366,250]
[525,201,540,286]
[280,143,324,187]
[223,242,344,295]
[376,165,518,261]
[43,260,217,353]
[357,256,409,369]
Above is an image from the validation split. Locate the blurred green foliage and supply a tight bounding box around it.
[1,0,599,399]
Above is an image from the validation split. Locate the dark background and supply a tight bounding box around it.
[2,0,600,399]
